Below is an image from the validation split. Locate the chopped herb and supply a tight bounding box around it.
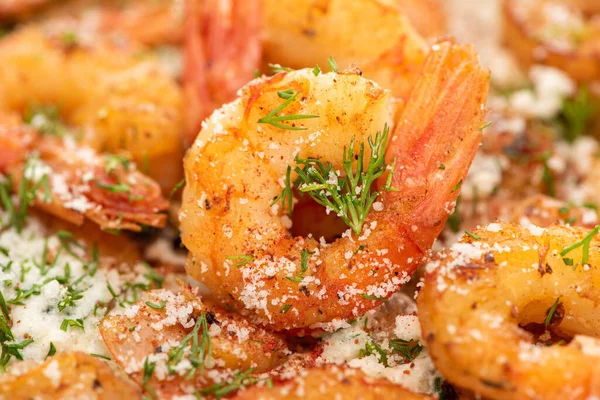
[327,56,338,72]
[145,300,166,310]
[1,158,52,233]
[359,338,387,366]
[96,181,130,193]
[286,249,313,282]
[104,154,130,174]
[90,353,111,361]
[560,225,600,269]
[451,180,463,193]
[226,255,255,268]
[1,338,34,369]
[166,313,212,379]
[562,257,574,266]
[253,69,260,79]
[60,318,85,332]
[542,161,555,197]
[438,164,446,170]
[389,339,423,362]
[277,89,294,99]
[143,263,164,289]
[280,304,292,313]
[200,368,255,399]
[46,342,56,358]
[268,63,293,73]
[280,125,396,234]
[257,90,319,130]
[561,86,596,142]
[169,179,185,199]
[270,165,293,215]
[464,231,481,240]
[479,121,492,130]
[142,357,157,399]
[312,65,322,76]
[362,294,388,302]
[545,297,560,328]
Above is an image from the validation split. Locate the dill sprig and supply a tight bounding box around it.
[560,225,600,269]
[0,158,51,233]
[286,249,312,282]
[561,86,596,143]
[226,255,255,268]
[166,313,212,379]
[275,125,396,235]
[389,338,423,362]
[200,368,256,399]
[359,337,388,366]
[544,297,561,328]
[257,90,319,130]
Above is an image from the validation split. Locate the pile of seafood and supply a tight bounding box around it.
[0,0,599,399]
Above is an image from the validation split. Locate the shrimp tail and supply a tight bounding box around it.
[387,40,490,251]
[183,0,262,147]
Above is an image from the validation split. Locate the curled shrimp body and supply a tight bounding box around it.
[0,117,169,232]
[418,223,600,400]
[0,26,184,193]
[100,286,290,398]
[0,352,141,399]
[180,41,489,330]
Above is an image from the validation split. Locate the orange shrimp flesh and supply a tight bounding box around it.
[180,40,489,331]
[183,0,262,146]
[0,120,168,232]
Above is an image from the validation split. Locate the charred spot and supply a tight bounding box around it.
[300,286,310,297]
[204,198,211,210]
[484,252,495,263]
[317,308,323,315]
[302,28,316,37]
[92,379,102,390]
[341,378,351,385]
[155,346,163,354]
[206,311,219,325]
[471,302,478,310]
[426,332,435,343]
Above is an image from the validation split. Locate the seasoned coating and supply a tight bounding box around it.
[419,223,600,400]
[0,352,141,400]
[181,40,489,330]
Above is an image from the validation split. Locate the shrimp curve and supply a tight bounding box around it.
[180,40,489,330]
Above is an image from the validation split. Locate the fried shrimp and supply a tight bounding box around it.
[100,286,289,398]
[262,0,428,101]
[180,40,489,330]
[232,365,432,400]
[0,352,141,400]
[0,118,168,232]
[418,223,600,399]
[183,0,261,146]
[0,26,184,193]
[503,0,600,83]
